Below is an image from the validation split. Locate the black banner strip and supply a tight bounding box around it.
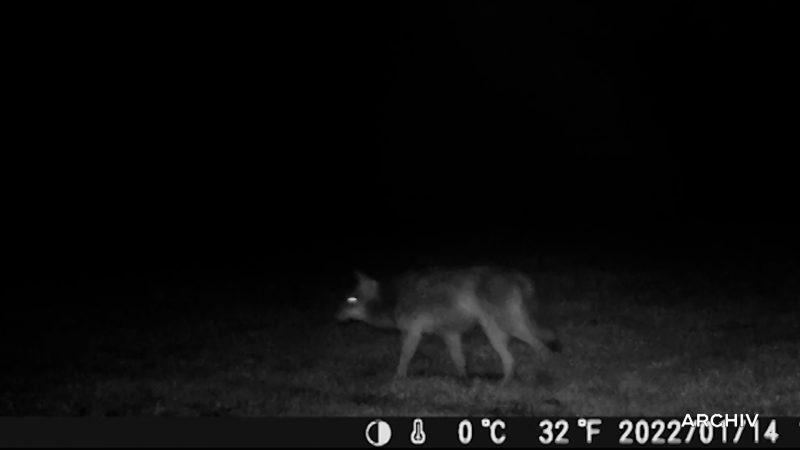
[0,417,797,448]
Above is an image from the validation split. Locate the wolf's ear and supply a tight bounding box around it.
[354,270,379,298]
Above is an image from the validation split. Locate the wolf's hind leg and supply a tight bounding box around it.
[396,328,422,378]
[442,332,467,378]
[508,302,553,360]
[511,315,553,361]
[480,318,514,384]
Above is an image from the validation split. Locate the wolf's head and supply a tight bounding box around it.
[335,270,381,322]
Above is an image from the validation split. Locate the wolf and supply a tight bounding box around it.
[336,265,559,384]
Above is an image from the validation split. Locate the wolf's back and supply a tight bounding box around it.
[388,268,480,330]
[473,267,535,306]
[387,266,535,327]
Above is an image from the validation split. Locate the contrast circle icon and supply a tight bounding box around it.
[365,419,392,447]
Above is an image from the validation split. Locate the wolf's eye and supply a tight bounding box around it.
[346,296,358,304]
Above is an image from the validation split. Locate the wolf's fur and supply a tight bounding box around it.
[336,266,558,383]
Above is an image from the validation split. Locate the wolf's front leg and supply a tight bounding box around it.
[395,328,422,378]
[442,332,467,378]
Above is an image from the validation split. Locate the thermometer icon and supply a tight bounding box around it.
[411,418,426,445]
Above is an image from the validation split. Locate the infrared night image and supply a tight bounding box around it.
[3,2,798,423]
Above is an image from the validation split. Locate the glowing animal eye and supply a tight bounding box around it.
[346,296,358,304]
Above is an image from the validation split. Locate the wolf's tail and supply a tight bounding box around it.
[518,273,562,353]
[531,319,562,353]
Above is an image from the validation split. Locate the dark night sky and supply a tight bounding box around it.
[5,2,799,286]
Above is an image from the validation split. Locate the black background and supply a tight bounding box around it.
[4,1,799,295]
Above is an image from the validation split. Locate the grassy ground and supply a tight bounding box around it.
[2,256,799,417]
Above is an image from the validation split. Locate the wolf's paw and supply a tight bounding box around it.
[499,374,515,386]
